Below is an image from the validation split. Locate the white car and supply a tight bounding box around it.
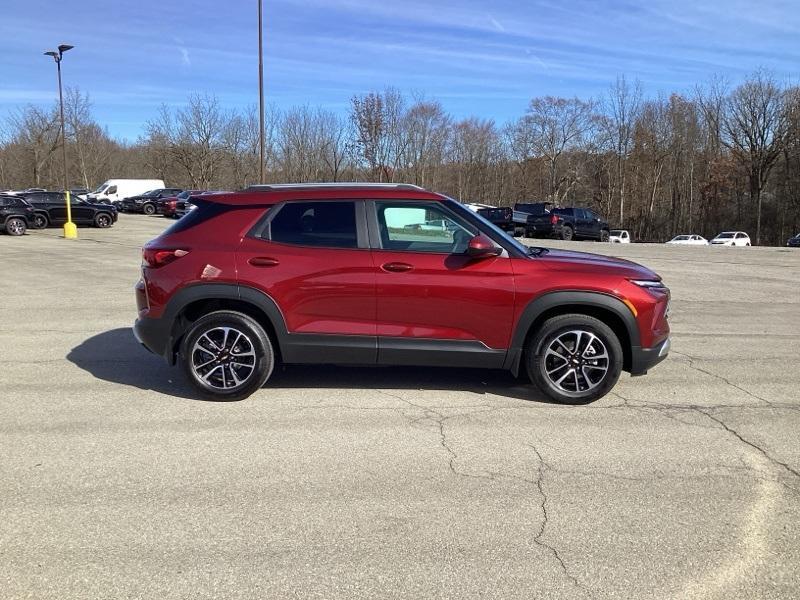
[710,231,751,246]
[666,234,708,246]
[609,229,630,243]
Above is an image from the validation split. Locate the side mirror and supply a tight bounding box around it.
[466,234,502,258]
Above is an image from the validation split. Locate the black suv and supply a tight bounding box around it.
[120,189,184,215]
[0,195,36,235]
[19,191,118,229]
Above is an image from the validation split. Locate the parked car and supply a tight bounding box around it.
[666,234,708,246]
[119,188,184,215]
[134,183,670,404]
[173,199,197,219]
[710,231,751,246]
[526,206,610,241]
[609,230,631,243]
[0,195,36,235]
[18,191,118,229]
[787,233,800,248]
[159,190,203,218]
[87,179,166,205]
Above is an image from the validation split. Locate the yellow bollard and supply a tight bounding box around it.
[63,189,78,239]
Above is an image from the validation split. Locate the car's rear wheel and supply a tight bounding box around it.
[143,203,156,215]
[94,213,113,228]
[32,213,49,229]
[180,311,274,401]
[526,314,623,404]
[561,225,574,241]
[5,217,27,236]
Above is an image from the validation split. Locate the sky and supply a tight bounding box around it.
[1,0,799,141]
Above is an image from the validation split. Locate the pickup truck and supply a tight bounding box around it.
[526,206,610,241]
[477,202,552,237]
[476,206,530,236]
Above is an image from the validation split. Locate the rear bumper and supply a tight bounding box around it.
[629,337,670,376]
[134,316,173,362]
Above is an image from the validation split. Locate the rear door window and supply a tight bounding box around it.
[269,201,358,249]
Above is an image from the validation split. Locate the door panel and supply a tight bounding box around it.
[236,201,376,340]
[369,201,516,351]
[373,250,515,349]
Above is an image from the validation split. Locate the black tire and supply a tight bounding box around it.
[526,314,623,404]
[179,310,275,401]
[143,203,157,216]
[5,217,26,236]
[32,213,49,229]
[561,225,574,241]
[600,230,610,243]
[94,212,113,228]
[513,227,524,238]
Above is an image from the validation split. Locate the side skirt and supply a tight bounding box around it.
[280,334,508,370]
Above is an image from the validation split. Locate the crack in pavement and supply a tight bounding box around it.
[693,407,800,483]
[376,390,590,592]
[528,443,589,593]
[671,350,775,407]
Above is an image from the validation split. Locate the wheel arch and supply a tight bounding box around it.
[504,291,639,376]
[161,284,288,365]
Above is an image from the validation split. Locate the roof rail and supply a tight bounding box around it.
[245,182,426,192]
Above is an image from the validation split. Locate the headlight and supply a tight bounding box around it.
[630,279,667,290]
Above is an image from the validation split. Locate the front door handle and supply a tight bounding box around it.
[382,262,414,273]
[248,257,279,268]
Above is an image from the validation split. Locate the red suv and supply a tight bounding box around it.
[134,184,670,404]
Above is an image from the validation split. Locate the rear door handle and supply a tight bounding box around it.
[382,262,414,273]
[248,257,279,268]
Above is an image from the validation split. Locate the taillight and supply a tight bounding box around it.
[550,214,558,225]
[142,247,189,268]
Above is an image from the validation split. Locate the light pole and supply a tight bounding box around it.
[44,44,77,239]
[258,0,265,184]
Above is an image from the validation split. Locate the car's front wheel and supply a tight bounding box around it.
[600,230,610,242]
[143,203,157,215]
[526,314,623,404]
[94,213,113,228]
[180,310,275,401]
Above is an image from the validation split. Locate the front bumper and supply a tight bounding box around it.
[629,337,670,376]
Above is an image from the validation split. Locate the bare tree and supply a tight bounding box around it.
[523,96,597,201]
[604,76,642,224]
[713,71,788,244]
[403,100,451,188]
[6,105,61,186]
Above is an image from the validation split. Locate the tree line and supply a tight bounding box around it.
[1,71,798,244]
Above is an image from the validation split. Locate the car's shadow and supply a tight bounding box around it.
[67,328,554,404]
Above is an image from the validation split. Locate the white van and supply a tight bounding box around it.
[87,179,165,204]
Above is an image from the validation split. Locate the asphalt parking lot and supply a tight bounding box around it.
[1,215,799,599]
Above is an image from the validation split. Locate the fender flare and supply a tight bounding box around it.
[158,283,289,363]
[503,291,640,375]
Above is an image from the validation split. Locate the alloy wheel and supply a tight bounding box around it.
[7,218,25,236]
[543,330,609,394]
[191,326,257,390]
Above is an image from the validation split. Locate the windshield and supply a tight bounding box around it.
[93,184,108,193]
[673,235,690,241]
[610,230,623,236]
[716,232,735,239]
[141,189,161,197]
